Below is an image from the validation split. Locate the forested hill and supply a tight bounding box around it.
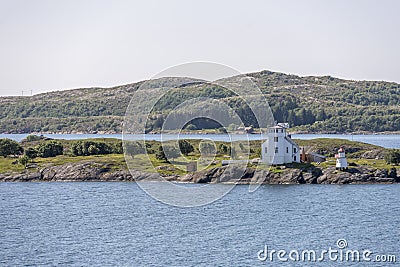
[0,70,399,134]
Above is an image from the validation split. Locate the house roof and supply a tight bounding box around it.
[284,136,299,147]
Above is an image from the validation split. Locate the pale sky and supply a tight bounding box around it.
[0,0,399,96]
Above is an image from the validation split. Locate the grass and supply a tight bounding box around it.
[348,158,396,169]
[294,138,384,156]
[314,157,399,172]
[0,157,25,173]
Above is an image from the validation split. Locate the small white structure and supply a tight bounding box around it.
[261,124,300,165]
[335,147,348,170]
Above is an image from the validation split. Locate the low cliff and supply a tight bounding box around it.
[0,161,398,184]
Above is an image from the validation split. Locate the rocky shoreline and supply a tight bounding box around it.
[0,161,398,184]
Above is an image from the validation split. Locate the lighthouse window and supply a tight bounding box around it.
[274,137,278,142]
[286,147,289,153]
[293,148,297,153]
[275,147,278,154]
[264,147,268,153]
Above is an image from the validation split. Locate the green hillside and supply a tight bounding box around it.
[0,70,399,133]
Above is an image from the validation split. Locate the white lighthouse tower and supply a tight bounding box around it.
[335,147,348,170]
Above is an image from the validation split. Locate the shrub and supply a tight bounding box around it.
[112,141,123,154]
[179,140,194,155]
[24,135,42,142]
[88,145,100,155]
[36,141,64,158]
[218,144,228,154]
[155,145,180,162]
[71,141,112,156]
[0,138,23,157]
[24,147,38,159]
[18,155,29,167]
[385,149,400,164]
[155,145,167,162]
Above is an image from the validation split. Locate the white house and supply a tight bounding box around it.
[261,124,300,165]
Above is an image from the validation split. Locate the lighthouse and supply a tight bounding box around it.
[335,147,348,170]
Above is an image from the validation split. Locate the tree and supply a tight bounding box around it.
[24,135,42,142]
[36,141,63,157]
[155,145,180,162]
[24,147,38,159]
[88,145,100,155]
[0,138,23,157]
[316,109,327,121]
[71,141,112,156]
[155,145,167,162]
[385,149,400,165]
[18,155,29,167]
[112,141,123,154]
[218,143,228,154]
[179,140,194,156]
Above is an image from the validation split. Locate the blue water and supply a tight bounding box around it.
[0,183,399,266]
[0,133,399,149]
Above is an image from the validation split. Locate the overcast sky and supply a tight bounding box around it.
[0,0,399,95]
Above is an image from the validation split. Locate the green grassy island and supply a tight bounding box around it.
[0,135,399,184]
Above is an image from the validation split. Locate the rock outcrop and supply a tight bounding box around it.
[0,161,398,184]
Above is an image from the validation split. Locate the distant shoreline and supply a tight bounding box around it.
[2,131,400,135]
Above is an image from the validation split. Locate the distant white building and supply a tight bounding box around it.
[261,124,300,165]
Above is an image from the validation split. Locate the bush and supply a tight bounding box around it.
[112,141,123,154]
[24,147,38,159]
[36,141,64,158]
[154,145,180,162]
[18,155,29,167]
[155,145,167,162]
[88,145,100,155]
[71,141,112,156]
[385,149,400,164]
[0,138,23,157]
[24,135,42,142]
[218,143,228,154]
[179,140,194,155]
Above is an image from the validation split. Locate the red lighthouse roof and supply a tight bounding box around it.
[338,147,345,153]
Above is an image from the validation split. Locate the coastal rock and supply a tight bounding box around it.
[375,169,388,178]
[361,149,385,159]
[388,168,397,179]
[0,161,399,185]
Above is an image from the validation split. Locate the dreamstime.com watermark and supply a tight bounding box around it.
[257,239,397,263]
